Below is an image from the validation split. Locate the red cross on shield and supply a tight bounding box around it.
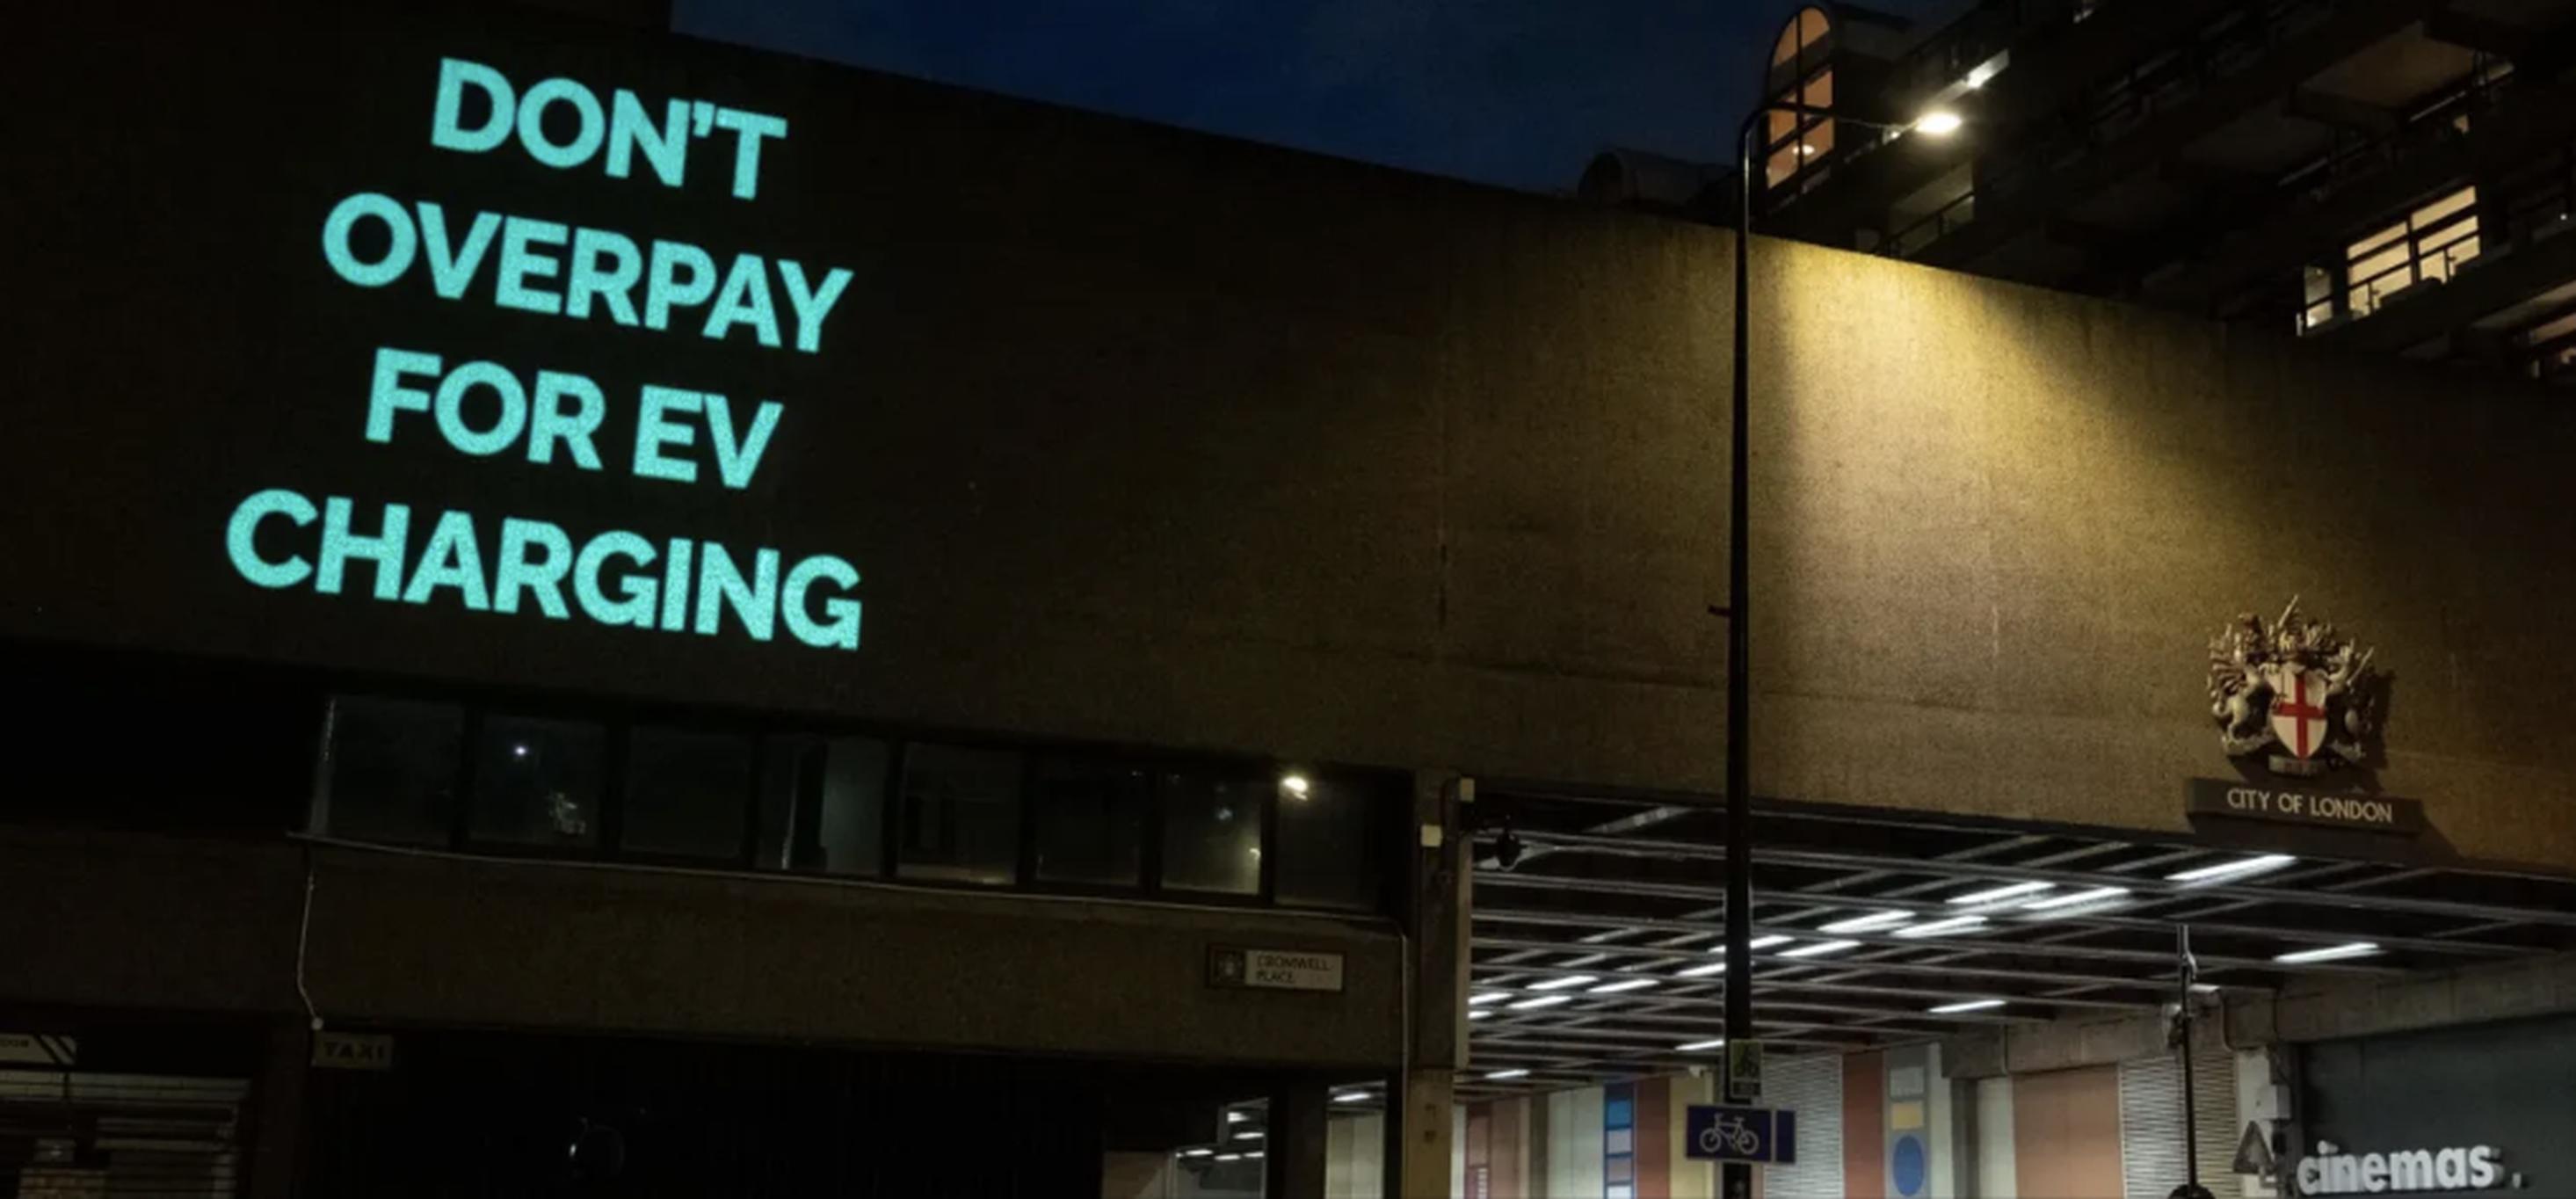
[2266,665,2331,759]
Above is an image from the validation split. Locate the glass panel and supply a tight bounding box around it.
[1030,758,1148,887]
[470,716,604,848]
[318,696,461,846]
[622,727,751,859]
[1161,770,1263,896]
[2413,185,2476,227]
[1806,118,1838,162]
[1276,771,1386,911]
[1802,67,1833,110]
[760,734,889,875]
[1767,146,1801,189]
[897,743,1022,885]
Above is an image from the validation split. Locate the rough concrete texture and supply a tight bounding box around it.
[4,16,2572,871]
[0,826,1404,1069]
[2231,949,2576,1045]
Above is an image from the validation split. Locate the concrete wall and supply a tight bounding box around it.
[0,827,1404,1070]
[7,11,2575,868]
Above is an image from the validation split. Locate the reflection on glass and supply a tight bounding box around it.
[623,727,751,859]
[1275,771,1386,911]
[759,735,889,876]
[1161,771,1262,895]
[469,716,604,848]
[319,696,461,846]
[1031,758,1147,887]
[897,744,1022,885]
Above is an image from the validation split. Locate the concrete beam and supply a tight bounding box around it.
[2287,87,2400,136]
[2227,950,2576,1046]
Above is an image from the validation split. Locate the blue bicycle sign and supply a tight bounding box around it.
[1684,1106,1797,1165]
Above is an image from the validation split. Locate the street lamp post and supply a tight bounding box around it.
[1721,100,1956,1199]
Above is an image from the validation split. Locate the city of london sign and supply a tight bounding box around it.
[2208,598,2383,778]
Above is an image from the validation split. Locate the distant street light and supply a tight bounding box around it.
[1715,98,1962,1199]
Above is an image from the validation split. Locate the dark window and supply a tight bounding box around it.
[761,735,890,876]
[469,715,605,848]
[1275,770,1388,911]
[897,743,1022,885]
[1030,758,1148,888]
[1160,769,1263,896]
[622,728,752,859]
[316,696,461,846]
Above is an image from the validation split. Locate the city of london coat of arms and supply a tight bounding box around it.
[2208,598,2383,778]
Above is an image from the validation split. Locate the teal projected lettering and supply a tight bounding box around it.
[231,52,867,653]
[224,491,860,650]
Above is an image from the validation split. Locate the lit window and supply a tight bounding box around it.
[2339,185,2478,321]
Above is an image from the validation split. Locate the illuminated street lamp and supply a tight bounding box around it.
[1714,99,1959,1199]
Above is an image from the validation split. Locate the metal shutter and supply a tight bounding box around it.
[1763,1053,1845,1199]
[2118,1043,2240,1199]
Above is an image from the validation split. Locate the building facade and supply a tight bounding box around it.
[1587,0,2576,385]
[6,5,2576,1197]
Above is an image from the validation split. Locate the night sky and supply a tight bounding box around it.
[676,0,1947,194]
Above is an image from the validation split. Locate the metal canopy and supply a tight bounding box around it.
[1461,788,2576,1097]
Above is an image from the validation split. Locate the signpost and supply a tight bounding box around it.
[1207,948,1346,993]
[1685,1106,1797,1165]
[2185,779,2424,836]
[1726,1039,1765,1102]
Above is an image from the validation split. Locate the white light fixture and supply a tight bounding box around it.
[1508,995,1572,1011]
[1674,962,1728,979]
[1915,110,1964,136]
[1589,977,1658,994]
[1469,1009,1495,1021]
[1527,975,1599,992]
[1334,1092,1371,1104]
[1468,992,1510,1006]
[1279,773,1310,799]
[1893,915,1988,939]
[1948,881,2053,906]
[1246,1152,1266,1160]
[2024,885,2131,911]
[2273,941,2379,964]
[1928,998,2006,1014]
[1485,1068,1530,1081]
[1749,934,1795,950]
[1234,1131,1265,1142]
[1225,1112,1248,1124]
[1677,1038,1728,1052]
[1819,910,1913,934]
[1214,1152,1244,1163]
[1776,939,1861,959]
[2168,854,2297,884]
[1181,1148,1215,1159]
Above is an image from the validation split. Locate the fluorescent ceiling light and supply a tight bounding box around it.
[1580,929,1639,944]
[1234,1131,1264,1142]
[1468,992,1510,1006]
[1588,977,1658,994]
[1893,915,1988,939]
[1750,934,1795,950]
[1485,1068,1530,1080]
[1333,1092,1371,1103]
[1928,998,2006,1014]
[2273,941,2379,964]
[2167,854,2297,883]
[1674,962,1728,978]
[1246,1152,1266,1160]
[2023,885,2130,911]
[1181,1149,1214,1159]
[1819,910,1913,934]
[1225,1112,1248,1124]
[1948,881,2053,906]
[1469,1009,1495,1021]
[1676,1038,1728,1052]
[1527,975,1599,992]
[1775,939,1861,959]
[1214,1152,1244,1163]
[1508,994,1572,1011]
